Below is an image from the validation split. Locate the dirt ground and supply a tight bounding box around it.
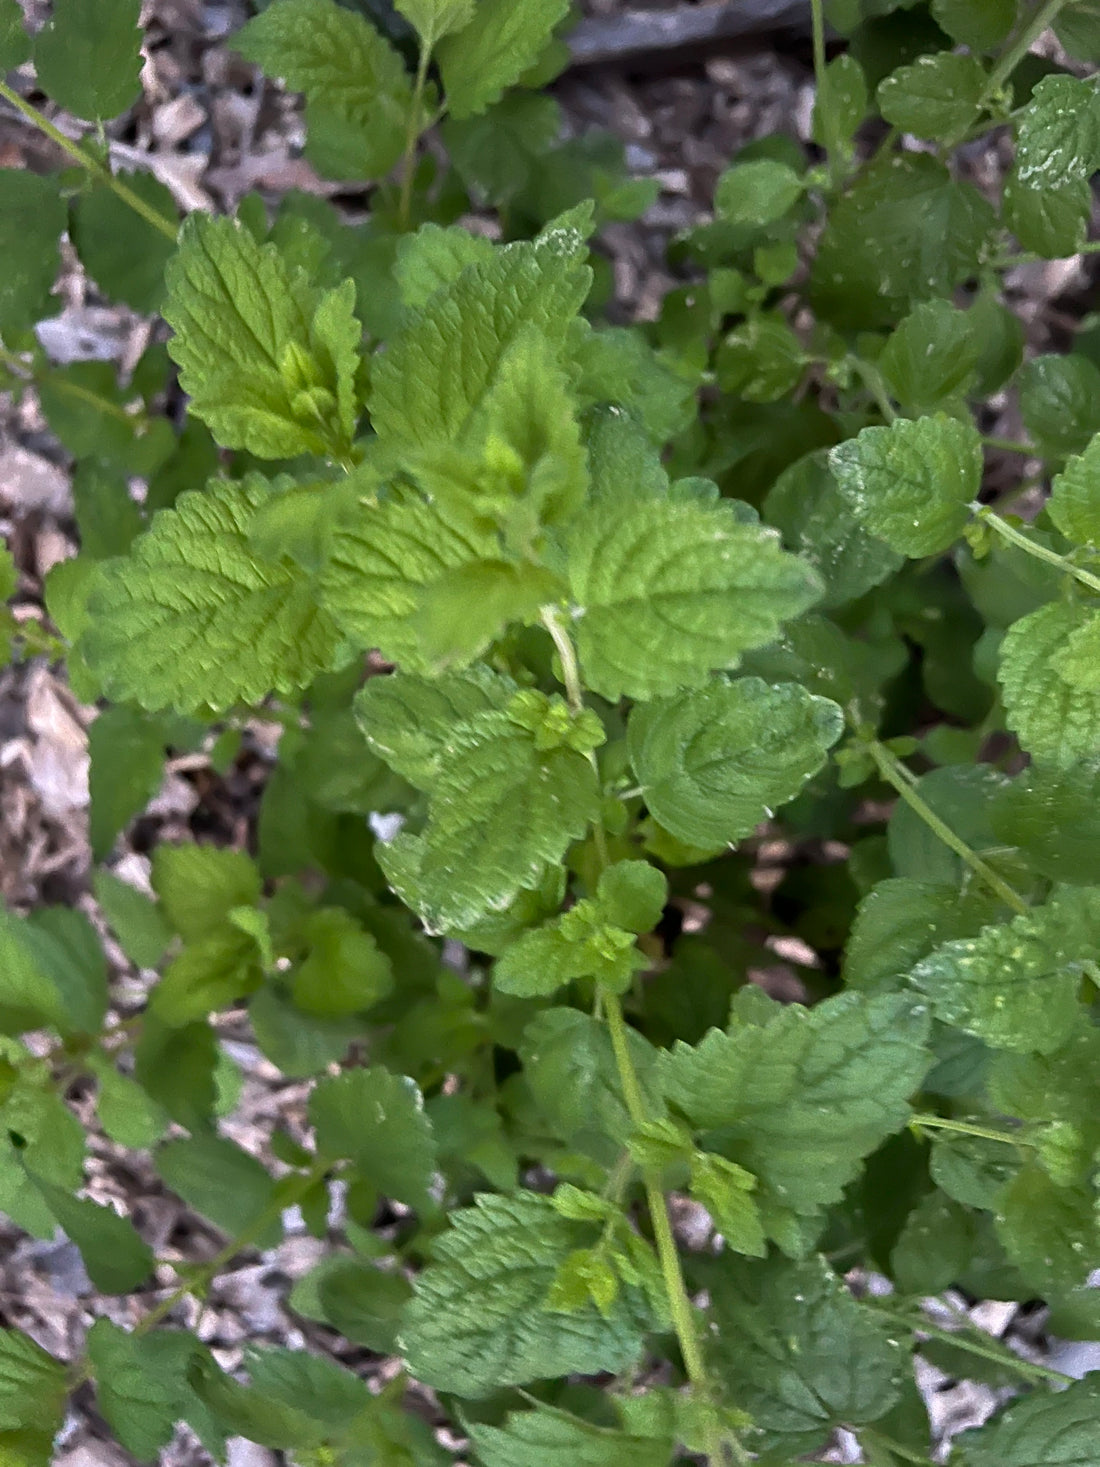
[1,4,1097,1464]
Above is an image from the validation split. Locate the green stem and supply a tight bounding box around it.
[909,1112,1026,1147]
[860,1428,936,1467]
[604,994,741,1467]
[398,44,432,229]
[981,435,1043,457]
[809,0,838,184]
[977,0,1070,119]
[541,606,585,714]
[848,355,897,423]
[865,740,1029,916]
[0,79,178,241]
[977,506,1100,597]
[873,1301,1072,1386]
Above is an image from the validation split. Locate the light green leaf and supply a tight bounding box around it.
[764,451,902,607]
[0,1329,67,1437]
[235,0,412,180]
[369,224,591,449]
[400,1191,648,1396]
[828,413,981,556]
[394,222,495,309]
[378,695,601,931]
[292,908,393,1017]
[1002,169,1090,258]
[1015,74,1100,188]
[660,992,931,1217]
[703,1252,905,1437]
[879,299,982,412]
[1019,353,1100,459]
[88,706,166,861]
[991,759,1100,884]
[152,843,261,941]
[321,489,499,670]
[844,878,1004,992]
[310,1067,436,1208]
[149,926,264,1027]
[155,1134,281,1246]
[164,213,361,459]
[70,172,178,313]
[494,901,645,998]
[877,51,986,139]
[30,1180,154,1293]
[34,0,142,119]
[395,0,475,48]
[627,677,843,847]
[714,160,803,226]
[88,1321,218,1464]
[907,887,1100,1052]
[437,0,569,119]
[931,0,1014,49]
[467,1403,671,1467]
[997,1162,1098,1295]
[0,906,108,1037]
[955,1376,1100,1466]
[92,870,172,970]
[812,53,869,152]
[999,601,1100,764]
[84,476,341,713]
[0,170,66,337]
[355,665,514,786]
[1049,432,1100,545]
[689,1153,766,1257]
[715,314,806,404]
[566,496,822,701]
[414,559,564,667]
[0,544,14,603]
[88,1052,167,1149]
[133,1019,219,1133]
[596,861,668,934]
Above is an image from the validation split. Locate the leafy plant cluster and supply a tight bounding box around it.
[1,0,1100,1461]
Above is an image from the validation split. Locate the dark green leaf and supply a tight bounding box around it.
[34,0,142,119]
[156,1133,281,1245]
[310,1066,436,1208]
[0,170,65,336]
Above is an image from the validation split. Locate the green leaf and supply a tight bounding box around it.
[0,1329,67,1437]
[400,1191,648,1396]
[415,559,563,667]
[150,926,265,1027]
[395,0,475,48]
[292,908,393,1016]
[1019,352,1100,459]
[310,1066,436,1208]
[152,843,261,941]
[321,489,498,670]
[929,1132,1016,1210]
[70,172,177,312]
[467,1403,671,1467]
[715,315,806,404]
[1015,74,1100,188]
[763,451,902,608]
[88,1321,218,1464]
[156,1133,281,1245]
[369,224,591,450]
[34,0,142,119]
[566,496,821,701]
[87,706,166,860]
[71,462,145,563]
[812,53,869,152]
[689,1153,766,1257]
[714,160,803,226]
[877,51,986,139]
[0,0,29,70]
[442,90,561,203]
[1002,169,1090,258]
[907,887,1100,1053]
[437,0,569,119]
[0,906,108,1037]
[810,154,994,328]
[394,222,495,309]
[84,476,341,713]
[0,1068,85,1237]
[931,0,1014,49]
[88,1052,168,1149]
[997,1162,1098,1294]
[164,213,361,459]
[660,992,930,1218]
[596,861,668,934]
[290,1256,412,1352]
[378,694,601,931]
[1055,0,1100,58]
[879,299,983,413]
[844,878,1003,992]
[628,676,842,847]
[520,1008,664,1160]
[29,1179,154,1293]
[249,986,358,1079]
[0,170,66,337]
[1048,432,1100,545]
[355,666,514,786]
[955,1376,1100,1467]
[999,601,1100,765]
[235,0,413,180]
[187,1354,329,1452]
[703,1252,904,1438]
[828,413,981,556]
[93,870,172,970]
[891,1189,978,1294]
[133,1018,219,1133]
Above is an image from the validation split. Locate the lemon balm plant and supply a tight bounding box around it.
[1,0,1100,1461]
